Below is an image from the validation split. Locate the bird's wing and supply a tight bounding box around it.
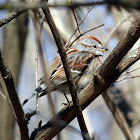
[22,49,100,106]
[49,48,96,86]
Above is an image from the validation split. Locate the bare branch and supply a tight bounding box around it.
[32,11,56,117]
[116,75,140,82]
[0,51,29,140]
[0,9,27,27]
[0,0,140,10]
[32,8,62,140]
[32,12,40,126]
[115,46,140,77]
[119,66,140,78]
[98,20,140,83]
[68,24,104,49]
[42,3,90,140]
[115,47,140,83]
[65,0,98,48]
[70,0,81,35]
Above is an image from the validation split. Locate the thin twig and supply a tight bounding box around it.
[35,58,40,126]
[32,11,56,117]
[68,24,104,48]
[116,75,140,82]
[32,8,61,140]
[42,4,91,140]
[33,12,41,126]
[0,51,29,140]
[65,0,99,48]
[0,9,27,27]
[70,0,81,35]
[119,66,140,78]
[25,110,37,122]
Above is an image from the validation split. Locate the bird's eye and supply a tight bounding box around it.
[93,45,97,48]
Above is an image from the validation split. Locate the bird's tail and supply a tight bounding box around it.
[22,84,46,106]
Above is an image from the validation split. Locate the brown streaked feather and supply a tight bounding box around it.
[49,48,79,77]
[50,62,86,86]
[50,67,66,85]
[49,50,99,86]
[49,55,62,76]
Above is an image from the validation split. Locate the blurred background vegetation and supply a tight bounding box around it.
[0,0,140,140]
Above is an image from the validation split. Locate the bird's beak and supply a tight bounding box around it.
[100,47,108,52]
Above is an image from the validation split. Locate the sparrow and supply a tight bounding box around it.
[22,35,108,106]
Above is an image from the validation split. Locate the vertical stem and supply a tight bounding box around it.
[42,6,91,140]
[0,51,29,140]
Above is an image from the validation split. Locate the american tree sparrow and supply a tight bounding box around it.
[22,36,108,106]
